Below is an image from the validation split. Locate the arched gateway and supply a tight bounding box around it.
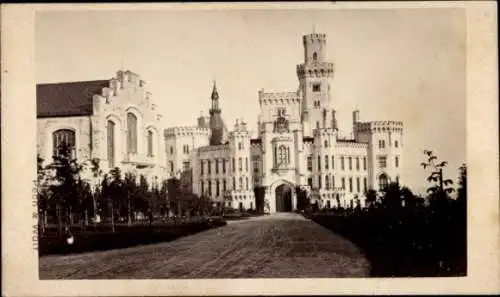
[268,180,297,213]
[275,184,293,212]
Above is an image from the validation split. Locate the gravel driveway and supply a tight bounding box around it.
[39,213,370,279]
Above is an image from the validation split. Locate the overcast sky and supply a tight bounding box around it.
[35,8,466,194]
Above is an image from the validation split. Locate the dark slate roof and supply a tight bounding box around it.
[337,139,357,143]
[37,80,109,118]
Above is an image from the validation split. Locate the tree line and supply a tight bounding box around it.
[37,143,216,237]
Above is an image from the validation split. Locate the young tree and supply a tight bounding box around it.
[457,163,467,213]
[421,150,454,205]
[107,167,123,232]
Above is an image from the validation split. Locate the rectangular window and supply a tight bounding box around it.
[317,156,321,171]
[395,140,399,148]
[215,159,219,174]
[318,175,322,189]
[325,155,329,170]
[341,177,346,190]
[222,159,226,173]
[183,161,190,171]
[356,177,360,193]
[349,177,353,193]
[238,157,242,172]
[201,181,204,194]
[246,177,249,190]
[233,177,236,190]
[307,155,313,171]
[356,157,360,171]
[253,162,259,173]
[332,175,335,188]
[308,177,313,187]
[378,156,387,169]
[200,160,204,175]
[169,161,174,172]
[232,158,235,172]
[216,180,220,196]
[395,156,399,168]
[313,83,321,92]
[325,175,330,189]
[147,130,154,157]
[363,157,367,170]
[332,156,335,169]
[223,180,227,192]
[245,157,248,172]
[348,157,352,170]
[207,160,211,174]
[341,157,345,170]
[364,177,367,191]
[379,140,385,149]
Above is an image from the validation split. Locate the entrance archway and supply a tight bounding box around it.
[275,184,293,212]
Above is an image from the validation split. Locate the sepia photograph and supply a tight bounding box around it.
[1,2,498,296]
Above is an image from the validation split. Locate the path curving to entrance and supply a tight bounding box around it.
[39,213,370,279]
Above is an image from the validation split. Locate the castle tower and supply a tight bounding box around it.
[297,33,335,137]
[208,81,228,145]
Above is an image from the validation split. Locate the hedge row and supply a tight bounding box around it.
[308,207,467,277]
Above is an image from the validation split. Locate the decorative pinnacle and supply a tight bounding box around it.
[211,80,219,100]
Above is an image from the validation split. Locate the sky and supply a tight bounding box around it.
[35,8,466,195]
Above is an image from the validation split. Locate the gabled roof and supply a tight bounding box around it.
[37,80,109,118]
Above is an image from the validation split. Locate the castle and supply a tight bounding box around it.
[37,32,404,213]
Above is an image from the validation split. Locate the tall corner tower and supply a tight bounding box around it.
[209,81,227,145]
[296,33,335,137]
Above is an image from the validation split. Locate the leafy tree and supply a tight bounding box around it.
[106,167,123,232]
[48,142,84,236]
[365,189,378,209]
[295,186,309,211]
[421,150,454,206]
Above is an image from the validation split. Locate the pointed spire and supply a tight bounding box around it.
[211,80,219,101]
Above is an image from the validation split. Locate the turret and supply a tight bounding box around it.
[208,81,228,145]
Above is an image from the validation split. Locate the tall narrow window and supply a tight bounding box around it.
[395,140,399,148]
[238,157,242,172]
[207,160,211,174]
[277,145,289,166]
[364,177,367,191]
[378,155,387,169]
[341,156,345,170]
[348,157,352,170]
[395,156,399,168]
[356,157,360,171]
[126,112,138,154]
[107,122,115,168]
[245,157,248,171]
[246,177,249,190]
[363,157,367,170]
[325,175,330,189]
[318,156,321,170]
[216,180,220,196]
[318,175,322,189]
[313,52,318,61]
[332,156,335,169]
[332,175,335,188]
[324,140,328,148]
[307,155,313,171]
[325,155,329,170]
[308,177,313,187]
[169,161,174,172]
[222,159,226,173]
[200,160,204,175]
[233,177,236,189]
[232,158,235,172]
[53,129,76,158]
[379,174,389,190]
[201,181,204,194]
[356,177,360,193]
[223,180,227,192]
[147,130,154,157]
[349,177,353,193]
[215,159,219,174]
[239,177,243,190]
[341,177,346,190]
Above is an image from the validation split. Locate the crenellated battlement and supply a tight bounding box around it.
[335,140,369,149]
[197,144,230,153]
[164,126,210,138]
[303,33,327,44]
[296,62,334,78]
[258,90,301,106]
[354,121,404,134]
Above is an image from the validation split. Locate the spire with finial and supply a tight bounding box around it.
[210,80,220,114]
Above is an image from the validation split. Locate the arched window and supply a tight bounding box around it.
[379,174,389,190]
[53,129,76,158]
[126,112,138,154]
[313,52,318,61]
[107,121,115,168]
[147,130,154,157]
